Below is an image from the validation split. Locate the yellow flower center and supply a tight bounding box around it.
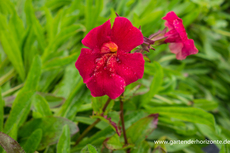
[101,42,118,53]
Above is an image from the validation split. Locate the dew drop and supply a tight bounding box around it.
[116,57,121,63]
[95,58,101,63]
[104,66,107,70]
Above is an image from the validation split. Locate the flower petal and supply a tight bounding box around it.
[173,18,187,41]
[75,48,100,83]
[169,42,184,60]
[165,29,181,43]
[181,39,198,57]
[82,20,111,51]
[169,42,183,54]
[115,52,145,85]
[162,11,179,25]
[86,71,125,99]
[111,17,143,52]
[169,39,198,60]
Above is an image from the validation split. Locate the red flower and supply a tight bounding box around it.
[163,11,198,60]
[75,17,144,99]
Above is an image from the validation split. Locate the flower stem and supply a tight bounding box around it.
[120,93,130,153]
[74,97,112,146]
[74,118,100,145]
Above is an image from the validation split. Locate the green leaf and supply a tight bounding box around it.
[0,69,15,86]
[85,0,103,34]
[219,144,230,153]
[57,125,70,153]
[22,129,42,153]
[193,99,218,111]
[57,79,84,118]
[24,0,46,52]
[75,117,107,130]
[0,0,15,15]
[0,132,25,153]
[104,134,123,150]
[0,14,25,80]
[195,123,222,148]
[45,0,71,11]
[0,88,3,132]
[183,9,201,27]
[19,116,78,150]
[142,62,164,105]
[91,96,114,115]
[4,55,42,134]
[144,106,216,129]
[33,94,52,118]
[43,52,79,70]
[72,127,114,151]
[43,7,54,42]
[126,114,158,145]
[53,64,81,98]
[81,144,98,153]
[104,114,158,151]
[7,124,17,140]
[87,144,98,153]
[21,26,38,74]
[104,134,134,150]
[132,141,150,153]
[42,24,85,62]
[92,115,121,136]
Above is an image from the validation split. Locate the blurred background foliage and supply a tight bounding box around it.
[0,0,230,152]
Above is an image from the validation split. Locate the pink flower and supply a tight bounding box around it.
[163,11,198,60]
[75,17,144,99]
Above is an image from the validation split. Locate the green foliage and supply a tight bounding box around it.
[81,144,98,153]
[0,0,230,152]
[22,129,42,153]
[4,55,42,134]
[57,125,71,153]
[0,132,25,153]
[19,116,78,150]
[0,88,3,132]
[33,94,52,118]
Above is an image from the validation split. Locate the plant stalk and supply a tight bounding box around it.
[120,93,130,153]
[74,97,112,146]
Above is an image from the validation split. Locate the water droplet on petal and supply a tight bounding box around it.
[116,57,121,63]
[95,58,101,63]
[104,66,107,70]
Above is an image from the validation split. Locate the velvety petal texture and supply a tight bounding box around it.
[75,48,100,83]
[163,11,198,60]
[82,20,112,52]
[76,17,144,99]
[111,17,143,52]
[115,52,144,85]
